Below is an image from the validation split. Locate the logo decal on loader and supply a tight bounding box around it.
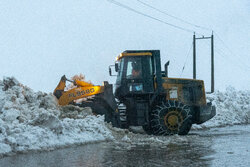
[68,88,95,98]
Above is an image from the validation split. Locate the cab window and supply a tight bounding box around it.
[126,57,142,79]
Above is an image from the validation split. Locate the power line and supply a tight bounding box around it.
[202,40,250,73]
[136,1,250,70]
[107,0,203,35]
[137,0,212,32]
[214,32,250,69]
[216,48,250,72]
[213,44,250,71]
[108,0,250,73]
[215,50,249,73]
[180,43,193,77]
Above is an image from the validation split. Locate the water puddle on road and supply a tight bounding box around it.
[1,125,250,167]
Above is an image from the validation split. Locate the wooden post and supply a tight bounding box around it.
[193,33,196,79]
[211,33,214,93]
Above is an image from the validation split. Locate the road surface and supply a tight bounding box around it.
[1,125,250,167]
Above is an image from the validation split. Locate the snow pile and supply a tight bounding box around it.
[1,77,250,157]
[193,86,250,129]
[0,77,113,157]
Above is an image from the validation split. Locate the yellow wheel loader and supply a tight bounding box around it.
[54,50,216,135]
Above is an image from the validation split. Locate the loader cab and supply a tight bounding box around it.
[114,50,162,98]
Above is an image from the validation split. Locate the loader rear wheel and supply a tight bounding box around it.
[151,100,192,135]
[142,124,154,135]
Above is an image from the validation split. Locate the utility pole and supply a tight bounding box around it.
[193,33,196,79]
[211,33,214,93]
[193,32,215,93]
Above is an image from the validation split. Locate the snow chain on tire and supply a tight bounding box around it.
[150,100,192,135]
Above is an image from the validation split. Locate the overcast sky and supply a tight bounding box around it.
[0,0,249,92]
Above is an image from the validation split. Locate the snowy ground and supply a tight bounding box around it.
[0,77,250,158]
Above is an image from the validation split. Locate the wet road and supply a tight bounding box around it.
[1,125,250,167]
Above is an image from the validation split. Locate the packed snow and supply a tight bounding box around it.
[0,77,250,157]
[193,86,250,129]
[0,77,113,157]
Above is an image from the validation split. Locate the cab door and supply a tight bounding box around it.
[124,56,154,94]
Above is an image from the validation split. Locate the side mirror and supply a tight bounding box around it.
[115,63,119,72]
[109,65,117,76]
[109,67,112,76]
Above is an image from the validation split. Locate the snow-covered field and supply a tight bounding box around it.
[0,77,250,157]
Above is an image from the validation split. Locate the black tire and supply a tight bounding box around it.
[104,111,112,123]
[150,100,192,135]
[111,112,121,128]
[110,111,128,129]
[142,124,154,135]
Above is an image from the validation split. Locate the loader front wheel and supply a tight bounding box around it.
[142,124,154,135]
[151,100,192,135]
[110,112,121,128]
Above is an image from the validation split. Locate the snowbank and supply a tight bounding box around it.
[0,77,113,157]
[193,87,250,129]
[0,77,250,157]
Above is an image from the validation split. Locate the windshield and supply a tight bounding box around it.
[126,57,142,79]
